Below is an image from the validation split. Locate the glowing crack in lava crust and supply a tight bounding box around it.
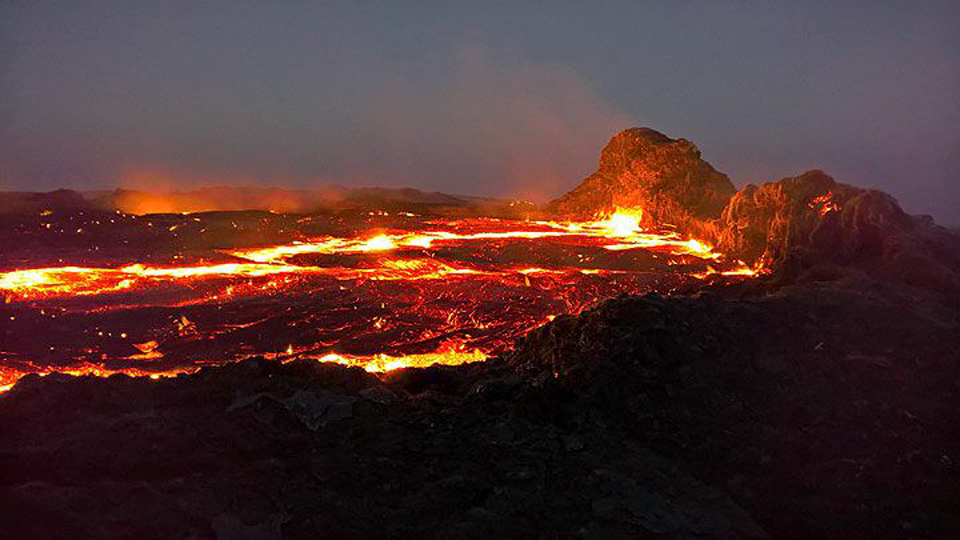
[0,209,757,391]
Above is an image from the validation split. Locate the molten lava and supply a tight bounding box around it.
[0,209,756,390]
[809,192,841,216]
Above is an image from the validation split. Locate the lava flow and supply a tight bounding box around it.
[0,208,756,391]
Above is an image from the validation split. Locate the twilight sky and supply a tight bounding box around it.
[1,1,957,222]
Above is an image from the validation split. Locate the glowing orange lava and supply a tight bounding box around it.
[0,362,195,394]
[314,340,487,373]
[0,208,759,391]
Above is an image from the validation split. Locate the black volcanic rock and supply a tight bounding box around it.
[548,128,736,237]
[504,282,960,536]
[0,357,765,538]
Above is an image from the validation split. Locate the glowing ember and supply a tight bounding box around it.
[809,192,841,216]
[692,264,763,279]
[0,208,759,391]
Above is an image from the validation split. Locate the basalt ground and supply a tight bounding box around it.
[1,270,958,537]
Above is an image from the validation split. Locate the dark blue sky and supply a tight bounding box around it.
[2,1,957,222]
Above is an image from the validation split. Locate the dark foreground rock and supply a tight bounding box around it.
[2,275,958,537]
[508,279,960,536]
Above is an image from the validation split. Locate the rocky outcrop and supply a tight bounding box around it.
[549,128,960,295]
[548,128,736,237]
[716,170,960,294]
